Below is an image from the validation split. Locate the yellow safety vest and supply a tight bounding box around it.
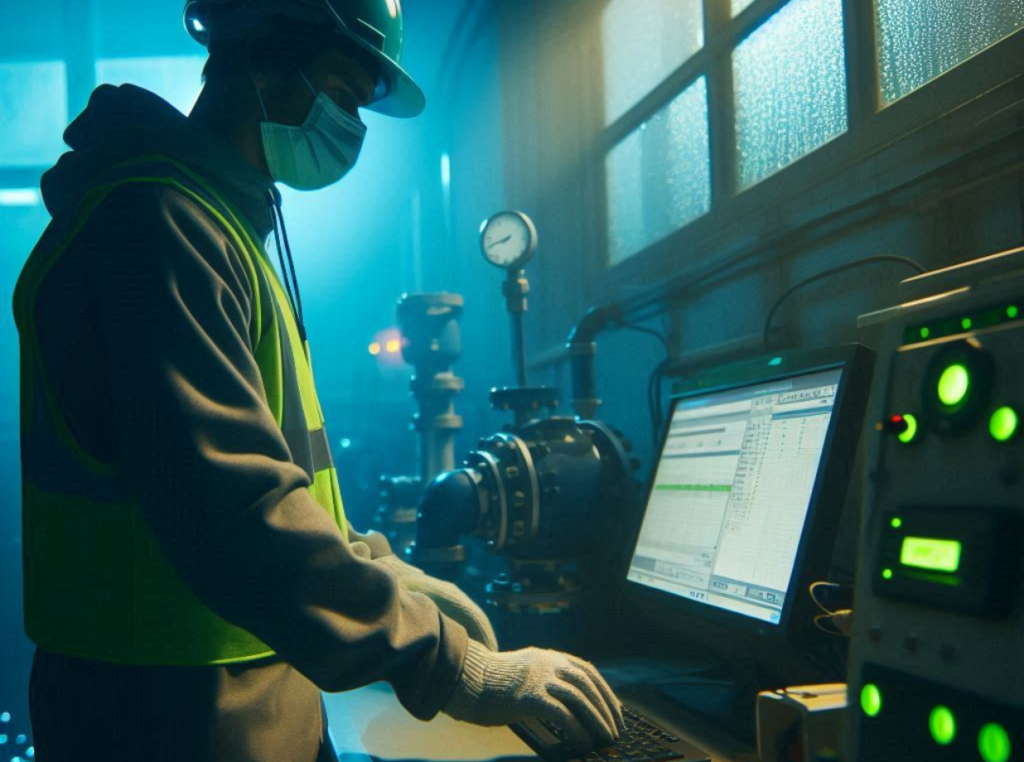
[13,156,348,665]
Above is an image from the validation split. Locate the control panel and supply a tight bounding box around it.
[848,247,1024,762]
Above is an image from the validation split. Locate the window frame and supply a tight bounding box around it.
[591,0,1024,281]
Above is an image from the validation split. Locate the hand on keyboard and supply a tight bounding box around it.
[444,641,626,750]
[539,706,687,762]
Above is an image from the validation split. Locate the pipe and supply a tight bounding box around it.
[413,469,481,558]
[565,304,624,419]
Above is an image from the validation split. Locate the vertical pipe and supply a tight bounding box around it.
[513,311,528,387]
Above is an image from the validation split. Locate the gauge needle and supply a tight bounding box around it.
[487,235,512,250]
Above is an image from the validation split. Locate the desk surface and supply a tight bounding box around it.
[324,683,758,762]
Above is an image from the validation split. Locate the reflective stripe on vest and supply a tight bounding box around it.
[14,157,347,665]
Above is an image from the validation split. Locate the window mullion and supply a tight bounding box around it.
[62,0,98,120]
[842,0,879,132]
[704,0,737,206]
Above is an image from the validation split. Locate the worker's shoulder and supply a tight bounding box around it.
[76,179,259,274]
[87,179,235,238]
[73,180,257,292]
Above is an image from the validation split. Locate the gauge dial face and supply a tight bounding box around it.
[480,211,537,269]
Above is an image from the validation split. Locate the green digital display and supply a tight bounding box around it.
[900,536,962,573]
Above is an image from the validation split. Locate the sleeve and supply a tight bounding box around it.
[81,184,467,719]
[348,525,395,559]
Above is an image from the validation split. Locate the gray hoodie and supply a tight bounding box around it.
[23,84,467,762]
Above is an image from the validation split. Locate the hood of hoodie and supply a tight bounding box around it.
[41,84,279,240]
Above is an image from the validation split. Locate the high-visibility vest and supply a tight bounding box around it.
[13,155,348,665]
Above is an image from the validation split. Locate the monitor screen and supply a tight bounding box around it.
[626,366,844,625]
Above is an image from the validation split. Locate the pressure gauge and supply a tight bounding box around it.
[480,211,538,270]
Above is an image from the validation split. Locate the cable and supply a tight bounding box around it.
[809,581,853,637]
[648,357,673,450]
[762,255,927,352]
[808,581,842,614]
[268,197,308,343]
[276,205,306,339]
[617,324,672,451]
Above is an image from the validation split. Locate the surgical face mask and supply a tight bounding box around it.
[257,71,367,191]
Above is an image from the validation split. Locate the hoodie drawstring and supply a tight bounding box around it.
[267,191,307,343]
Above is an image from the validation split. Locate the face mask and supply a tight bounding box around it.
[257,71,367,191]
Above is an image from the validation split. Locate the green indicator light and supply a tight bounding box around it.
[769,357,783,366]
[920,327,931,339]
[900,537,962,573]
[898,414,918,444]
[860,684,882,717]
[929,706,957,746]
[938,364,970,407]
[962,317,973,331]
[882,568,894,580]
[891,517,903,529]
[979,723,1011,762]
[1008,306,1019,319]
[989,407,1018,442]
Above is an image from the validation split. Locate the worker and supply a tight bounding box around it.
[13,1,624,760]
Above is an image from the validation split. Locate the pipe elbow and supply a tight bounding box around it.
[414,468,481,551]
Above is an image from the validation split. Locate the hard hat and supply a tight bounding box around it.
[184,0,425,117]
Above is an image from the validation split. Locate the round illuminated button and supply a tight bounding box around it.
[882,568,893,580]
[860,684,882,717]
[989,407,1018,442]
[978,723,1011,762]
[929,706,956,746]
[938,364,970,407]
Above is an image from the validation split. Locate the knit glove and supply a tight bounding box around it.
[445,640,625,751]
[351,543,500,652]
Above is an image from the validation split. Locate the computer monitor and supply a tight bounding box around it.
[624,344,875,640]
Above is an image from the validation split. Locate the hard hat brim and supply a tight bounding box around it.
[342,33,425,118]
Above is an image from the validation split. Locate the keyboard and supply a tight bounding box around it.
[511,704,711,762]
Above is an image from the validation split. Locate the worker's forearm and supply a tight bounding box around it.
[181,484,468,719]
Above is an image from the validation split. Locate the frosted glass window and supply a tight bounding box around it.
[877,0,1024,104]
[732,0,759,16]
[602,0,704,126]
[0,61,68,167]
[733,0,847,189]
[606,77,710,266]
[96,56,206,115]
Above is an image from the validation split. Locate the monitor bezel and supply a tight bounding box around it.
[621,343,875,642]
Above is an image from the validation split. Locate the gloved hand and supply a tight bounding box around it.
[444,640,625,752]
[350,542,500,652]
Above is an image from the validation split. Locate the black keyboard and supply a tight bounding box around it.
[512,704,711,762]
